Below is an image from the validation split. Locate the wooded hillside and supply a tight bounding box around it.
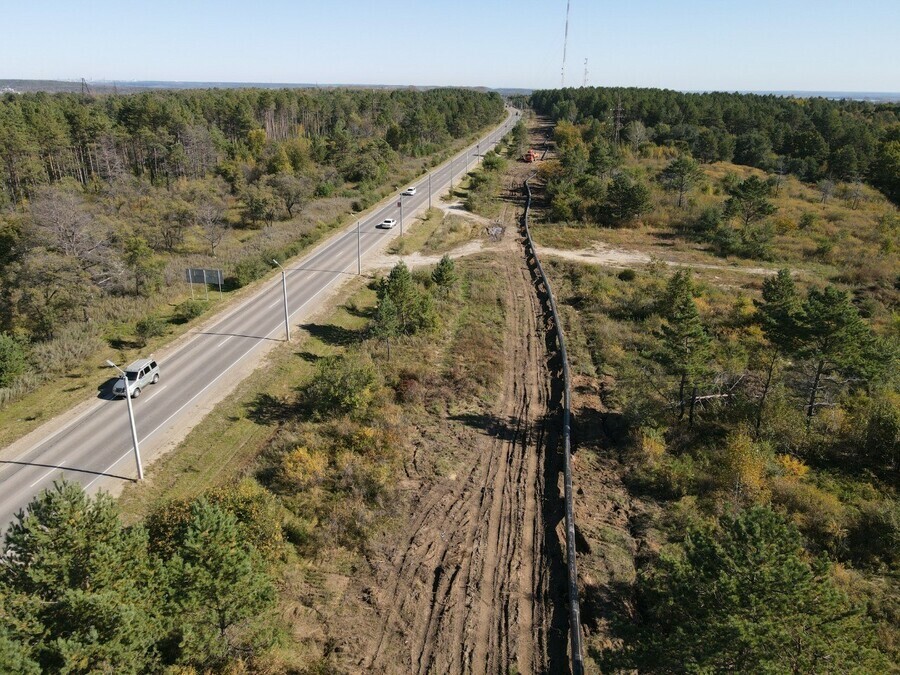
[0,87,503,408]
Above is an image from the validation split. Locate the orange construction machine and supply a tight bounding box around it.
[523,148,538,163]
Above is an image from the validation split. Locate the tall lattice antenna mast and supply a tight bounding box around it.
[561,0,571,87]
[582,58,589,87]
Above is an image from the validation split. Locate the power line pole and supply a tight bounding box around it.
[272,260,291,341]
[561,0,571,87]
[106,361,143,481]
[613,93,624,146]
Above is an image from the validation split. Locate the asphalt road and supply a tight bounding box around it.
[0,109,518,534]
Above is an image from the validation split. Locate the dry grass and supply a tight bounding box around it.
[421,213,485,254]
[388,208,443,256]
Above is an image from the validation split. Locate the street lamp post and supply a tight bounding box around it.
[399,198,404,237]
[106,360,143,481]
[272,259,291,341]
[357,221,361,275]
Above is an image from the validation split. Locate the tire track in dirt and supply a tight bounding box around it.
[353,250,566,674]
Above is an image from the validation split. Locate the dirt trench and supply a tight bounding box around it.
[333,248,569,674]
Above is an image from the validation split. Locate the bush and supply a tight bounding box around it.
[30,324,103,376]
[481,150,507,173]
[146,480,283,560]
[303,354,378,418]
[771,477,848,553]
[617,268,637,282]
[135,315,166,345]
[632,452,698,500]
[171,299,208,324]
[846,499,900,568]
[690,206,722,236]
[229,256,270,289]
[0,332,28,387]
[277,446,328,492]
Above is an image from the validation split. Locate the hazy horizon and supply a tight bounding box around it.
[2,0,898,92]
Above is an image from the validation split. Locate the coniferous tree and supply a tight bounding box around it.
[797,286,875,426]
[0,589,40,675]
[724,175,777,228]
[167,499,275,668]
[601,507,888,673]
[372,294,400,359]
[754,269,804,433]
[659,154,703,207]
[0,481,162,673]
[658,269,710,423]
[599,172,652,225]
[431,254,457,295]
[377,261,435,335]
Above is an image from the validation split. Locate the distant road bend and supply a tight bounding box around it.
[0,109,517,532]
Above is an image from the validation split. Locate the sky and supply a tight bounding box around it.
[2,0,898,92]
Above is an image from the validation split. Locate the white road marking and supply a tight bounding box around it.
[143,384,167,401]
[30,466,64,488]
[216,336,232,348]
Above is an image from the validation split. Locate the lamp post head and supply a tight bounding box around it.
[105,360,116,368]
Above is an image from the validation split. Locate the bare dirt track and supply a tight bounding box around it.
[330,247,569,674]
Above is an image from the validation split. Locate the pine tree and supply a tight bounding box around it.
[377,261,435,335]
[599,172,652,225]
[658,270,711,423]
[372,294,400,359]
[602,507,889,672]
[724,175,777,228]
[0,481,162,673]
[754,269,804,433]
[167,499,275,668]
[659,154,703,207]
[0,602,40,675]
[798,286,875,426]
[431,254,457,295]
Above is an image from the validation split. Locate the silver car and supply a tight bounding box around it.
[112,357,160,398]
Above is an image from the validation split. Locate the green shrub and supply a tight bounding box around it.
[846,499,900,569]
[481,150,507,173]
[632,453,698,500]
[303,354,379,418]
[771,477,848,553]
[617,268,637,282]
[171,299,208,324]
[0,332,28,387]
[135,315,166,345]
[229,256,269,288]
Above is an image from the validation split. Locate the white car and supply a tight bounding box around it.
[379,218,397,229]
[401,186,417,196]
[112,357,160,398]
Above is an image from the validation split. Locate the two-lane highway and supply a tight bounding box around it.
[0,109,518,532]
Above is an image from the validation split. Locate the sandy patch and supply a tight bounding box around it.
[537,243,778,276]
